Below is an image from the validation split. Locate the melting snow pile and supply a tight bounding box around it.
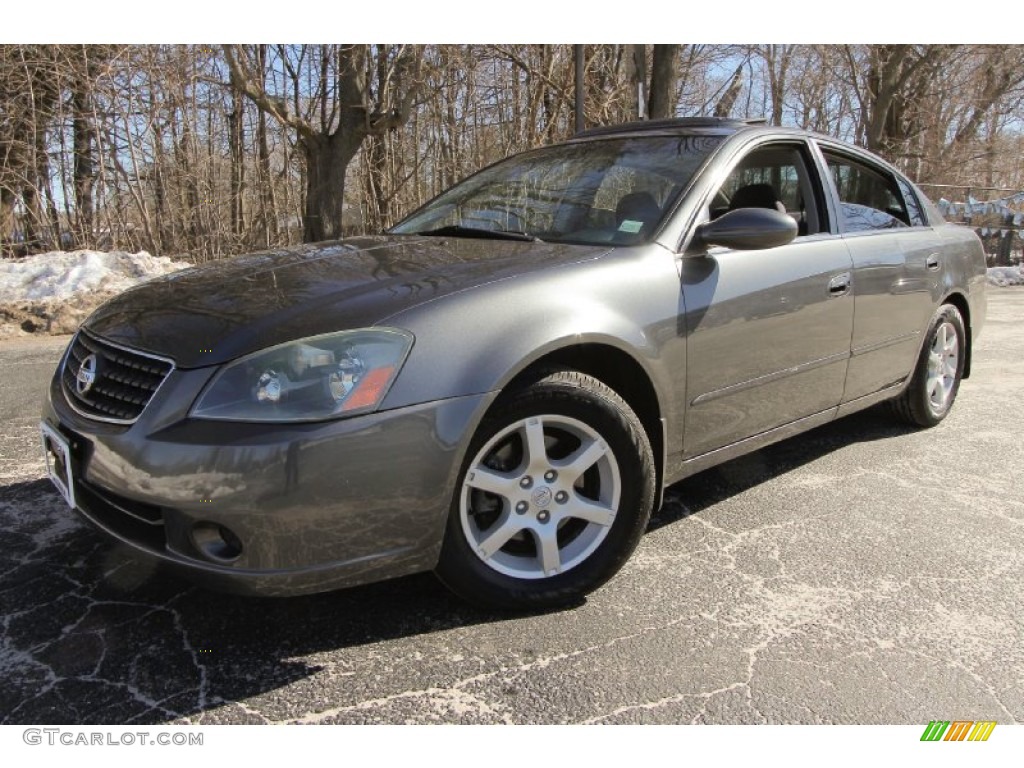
[0,250,189,337]
[987,266,1024,287]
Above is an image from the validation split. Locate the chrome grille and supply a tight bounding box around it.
[61,331,174,423]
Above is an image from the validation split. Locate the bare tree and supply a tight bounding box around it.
[5,43,1024,262]
[223,44,421,242]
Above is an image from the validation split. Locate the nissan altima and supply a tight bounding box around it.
[40,117,987,609]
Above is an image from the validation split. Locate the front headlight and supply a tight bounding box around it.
[191,328,413,422]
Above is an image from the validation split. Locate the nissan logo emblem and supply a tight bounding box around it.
[76,354,98,395]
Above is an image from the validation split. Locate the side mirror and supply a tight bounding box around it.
[690,207,798,253]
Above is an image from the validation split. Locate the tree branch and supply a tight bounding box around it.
[222,45,315,141]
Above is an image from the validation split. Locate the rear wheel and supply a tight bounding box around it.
[890,303,966,427]
[435,369,655,611]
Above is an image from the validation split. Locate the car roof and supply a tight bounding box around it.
[564,118,909,181]
[571,116,768,141]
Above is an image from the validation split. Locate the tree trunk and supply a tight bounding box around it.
[996,213,1013,266]
[763,44,792,126]
[21,182,41,253]
[229,88,245,241]
[620,44,644,120]
[301,132,361,242]
[0,187,17,256]
[715,64,745,118]
[178,124,200,254]
[860,45,941,158]
[648,45,679,119]
[364,133,390,232]
[574,45,585,134]
[255,45,277,247]
[633,45,646,119]
[72,61,95,249]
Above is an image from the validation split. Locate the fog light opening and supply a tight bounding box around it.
[192,522,243,563]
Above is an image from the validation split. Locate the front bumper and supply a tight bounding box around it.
[43,354,492,597]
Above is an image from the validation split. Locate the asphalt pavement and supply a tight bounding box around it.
[1,291,1022,725]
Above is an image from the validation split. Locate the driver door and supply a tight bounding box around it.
[681,140,854,457]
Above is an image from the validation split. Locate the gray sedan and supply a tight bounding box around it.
[40,117,987,609]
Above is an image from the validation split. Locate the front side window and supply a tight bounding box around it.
[823,151,910,232]
[391,135,725,246]
[708,143,824,236]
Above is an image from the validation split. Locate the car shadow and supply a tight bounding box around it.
[0,404,915,725]
[0,479,541,725]
[649,404,919,531]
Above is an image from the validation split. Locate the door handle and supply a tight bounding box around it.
[926,253,940,271]
[828,272,851,297]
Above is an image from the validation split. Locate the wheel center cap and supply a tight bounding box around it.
[532,487,553,508]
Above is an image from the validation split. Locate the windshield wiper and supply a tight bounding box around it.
[415,225,541,242]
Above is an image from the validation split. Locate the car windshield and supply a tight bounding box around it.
[390,134,725,246]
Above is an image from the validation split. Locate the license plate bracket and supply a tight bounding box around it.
[40,422,76,509]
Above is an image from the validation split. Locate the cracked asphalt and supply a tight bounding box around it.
[2,291,1022,725]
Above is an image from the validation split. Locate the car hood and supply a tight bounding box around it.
[84,235,610,368]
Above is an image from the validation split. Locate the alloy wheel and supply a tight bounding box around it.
[927,320,959,413]
[459,414,621,580]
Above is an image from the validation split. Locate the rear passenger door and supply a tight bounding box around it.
[816,145,937,402]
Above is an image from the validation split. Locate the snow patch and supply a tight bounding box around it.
[987,266,1024,287]
[0,249,188,303]
[0,250,189,337]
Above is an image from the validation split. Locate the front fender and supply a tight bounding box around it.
[378,248,686,443]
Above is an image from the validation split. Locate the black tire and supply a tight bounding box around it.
[890,303,966,427]
[435,369,655,611]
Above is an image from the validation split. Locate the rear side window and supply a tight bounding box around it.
[823,152,910,232]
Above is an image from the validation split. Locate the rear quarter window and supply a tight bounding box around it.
[896,176,926,226]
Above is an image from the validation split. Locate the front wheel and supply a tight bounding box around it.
[435,369,655,611]
[890,303,966,427]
